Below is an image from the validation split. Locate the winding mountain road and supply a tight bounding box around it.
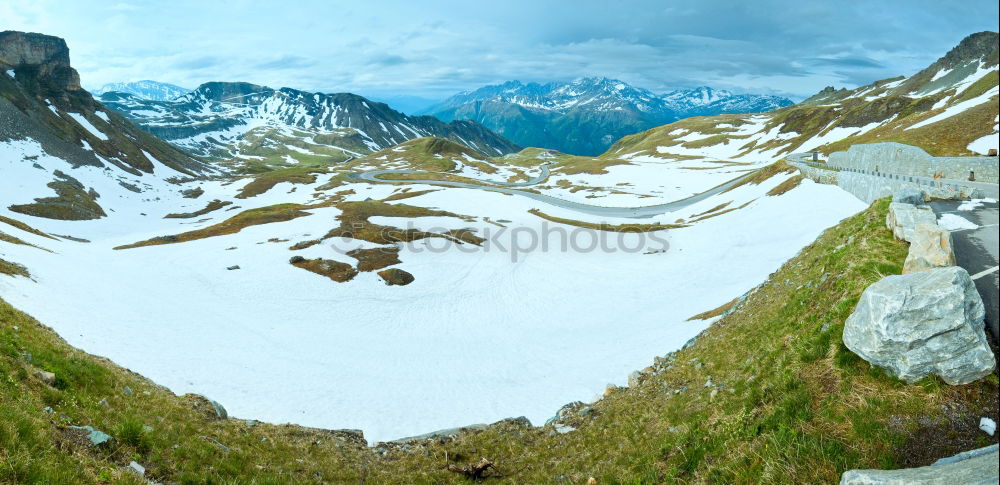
[346,164,755,219]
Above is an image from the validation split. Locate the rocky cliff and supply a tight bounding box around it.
[1,31,211,176]
[0,31,81,97]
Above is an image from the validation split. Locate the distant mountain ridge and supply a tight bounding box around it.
[606,31,999,162]
[93,80,191,101]
[423,77,793,155]
[100,81,519,171]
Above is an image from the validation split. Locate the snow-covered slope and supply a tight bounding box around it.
[424,78,793,156]
[1,33,868,446]
[101,82,519,171]
[608,32,999,162]
[93,80,191,101]
[2,132,865,443]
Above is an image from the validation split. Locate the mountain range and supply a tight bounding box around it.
[99,82,519,172]
[93,80,191,101]
[607,31,999,161]
[422,78,793,155]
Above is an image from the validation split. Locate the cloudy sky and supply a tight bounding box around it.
[4,0,998,107]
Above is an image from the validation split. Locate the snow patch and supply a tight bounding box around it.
[67,112,109,140]
[937,213,979,231]
[908,86,999,130]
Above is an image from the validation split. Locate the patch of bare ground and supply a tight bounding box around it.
[288,256,358,283]
[528,209,684,232]
[766,175,804,196]
[347,247,401,272]
[164,199,233,219]
[687,297,740,320]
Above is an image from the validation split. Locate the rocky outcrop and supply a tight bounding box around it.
[886,202,936,242]
[377,268,414,286]
[2,31,210,176]
[0,30,81,93]
[841,444,998,484]
[903,223,957,274]
[843,266,994,385]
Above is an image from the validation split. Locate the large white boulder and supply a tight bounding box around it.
[903,223,957,274]
[886,202,937,242]
[843,266,994,385]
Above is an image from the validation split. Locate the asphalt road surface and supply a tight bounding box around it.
[930,199,1000,342]
[346,168,754,219]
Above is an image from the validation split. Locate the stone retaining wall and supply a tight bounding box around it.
[788,162,838,185]
[791,161,993,203]
[835,170,987,203]
[828,142,998,183]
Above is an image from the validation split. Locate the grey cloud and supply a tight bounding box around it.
[368,54,408,67]
[13,0,996,101]
[806,56,886,69]
[255,55,316,70]
[172,56,223,71]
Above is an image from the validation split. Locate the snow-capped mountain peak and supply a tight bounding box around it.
[423,78,793,155]
[93,80,191,101]
[100,81,519,168]
[662,86,733,107]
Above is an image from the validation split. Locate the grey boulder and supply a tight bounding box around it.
[892,188,925,205]
[841,445,998,484]
[903,223,956,274]
[843,266,994,385]
[886,202,936,242]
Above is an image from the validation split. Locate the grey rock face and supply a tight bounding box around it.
[841,445,998,484]
[892,188,926,205]
[886,202,937,242]
[0,30,81,91]
[34,369,56,386]
[209,399,228,419]
[903,223,957,274]
[843,266,994,385]
[934,444,998,465]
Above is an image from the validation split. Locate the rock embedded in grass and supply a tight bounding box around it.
[841,445,999,484]
[210,399,227,419]
[67,425,111,446]
[33,368,56,386]
[843,266,995,385]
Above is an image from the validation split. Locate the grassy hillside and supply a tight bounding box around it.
[348,137,489,173]
[2,198,996,483]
